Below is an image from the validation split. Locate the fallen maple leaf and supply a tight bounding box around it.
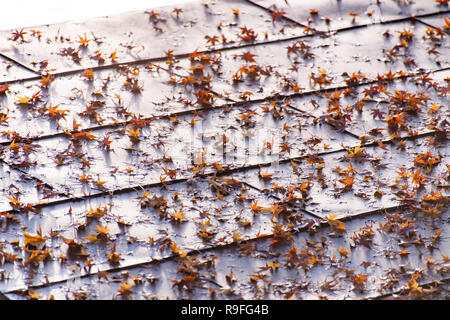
[118,282,134,296]
[326,214,346,231]
[250,201,263,212]
[81,69,94,81]
[24,229,46,249]
[339,173,354,189]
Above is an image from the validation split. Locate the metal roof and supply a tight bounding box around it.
[0,0,448,300]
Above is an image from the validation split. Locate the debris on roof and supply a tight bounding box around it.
[0,0,448,300]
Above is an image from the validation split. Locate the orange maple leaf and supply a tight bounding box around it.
[81,69,94,81]
[339,173,354,188]
[250,201,263,212]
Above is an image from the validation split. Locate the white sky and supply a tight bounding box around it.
[0,0,192,31]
